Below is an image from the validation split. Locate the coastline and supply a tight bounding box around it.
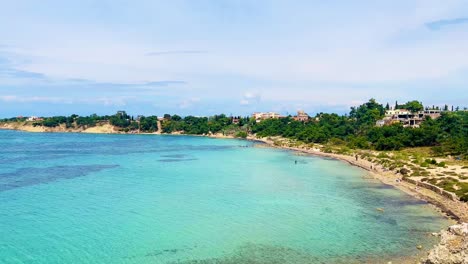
[2,125,467,262]
[2,123,467,222]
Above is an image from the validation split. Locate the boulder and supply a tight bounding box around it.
[423,223,468,264]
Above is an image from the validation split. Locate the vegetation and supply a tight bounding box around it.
[161,114,249,135]
[247,99,467,159]
[1,111,159,133]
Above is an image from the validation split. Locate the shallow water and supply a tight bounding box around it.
[0,130,451,263]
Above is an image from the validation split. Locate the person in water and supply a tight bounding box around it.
[295,160,297,164]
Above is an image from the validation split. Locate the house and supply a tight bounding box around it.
[293,110,309,122]
[251,112,282,122]
[419,109,441,120]
[27,116,41,121]
[377,108,442,128]
[385,109,411,116]
[231,116,240,125]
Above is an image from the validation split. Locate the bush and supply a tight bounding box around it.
[424,158,437,165]
[437,162,446,167]
[420,162,429,167]
[460,194,468,202]
[323,146,333,153]
[399,168,410,175]
[235,131,248,138]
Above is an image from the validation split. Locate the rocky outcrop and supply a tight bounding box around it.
[424,223,468,264]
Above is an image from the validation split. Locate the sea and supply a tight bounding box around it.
[0,130,452,263]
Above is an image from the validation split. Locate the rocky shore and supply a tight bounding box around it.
[424,223,468,264]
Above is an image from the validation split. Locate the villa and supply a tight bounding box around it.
[27,116,43,122]
[293,110,309,122]
[252,112,282,122]
[376,108,442,128]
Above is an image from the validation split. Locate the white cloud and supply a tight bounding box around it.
[1,1,468,114]
[240,91,261,106]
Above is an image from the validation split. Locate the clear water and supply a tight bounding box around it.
[0,130,451,263]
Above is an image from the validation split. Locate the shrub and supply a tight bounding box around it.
[323,146,333,153]
[460,194,468,202]
[400,168,410,175]
[437,162,446,167]
[235,131,248,138]
[420,162,429,167]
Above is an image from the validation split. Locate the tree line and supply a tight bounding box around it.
[161,99,467,158]
[1,99,466,158]
[1,111,159,133]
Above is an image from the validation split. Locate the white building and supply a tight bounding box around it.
[27,116,40,121]
[252,112,282,122]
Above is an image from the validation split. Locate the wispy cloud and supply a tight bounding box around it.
[63,79,187,90]
[145,50,207,56]
[144,81,186,86]
[0,68,46,79]
[426,17,468,30]
[0,95,71,103]
[0,53,46,79]
[0,95,134,106]
[240,91,261,106]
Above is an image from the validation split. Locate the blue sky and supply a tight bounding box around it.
[1,0,468,117]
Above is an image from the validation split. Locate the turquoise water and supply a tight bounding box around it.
[0,130,451,263]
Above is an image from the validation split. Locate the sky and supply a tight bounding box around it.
[1,0,468,117]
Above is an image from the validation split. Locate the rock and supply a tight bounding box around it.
[423,223,468,264]
[417,245,423,250]
[449,224,468,236]
[432,232,440,237]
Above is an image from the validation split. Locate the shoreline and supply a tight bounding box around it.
[2,123,467,222]
[2,127,466,262]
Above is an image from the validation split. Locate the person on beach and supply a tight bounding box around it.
[355,155,358,161]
